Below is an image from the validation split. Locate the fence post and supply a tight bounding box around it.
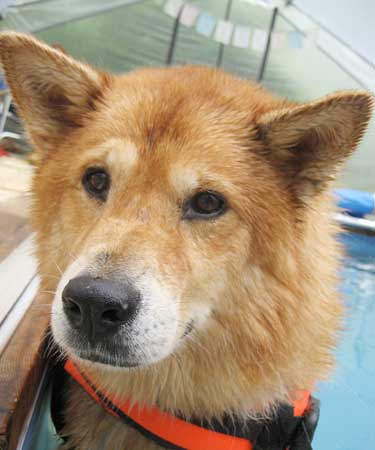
[256,6,278,82]
[166,4,184,65]
[216,0,234,68]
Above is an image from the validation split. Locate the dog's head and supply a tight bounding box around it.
[1,33,372,371]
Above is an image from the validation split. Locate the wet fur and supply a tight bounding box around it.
[0,32,373,450]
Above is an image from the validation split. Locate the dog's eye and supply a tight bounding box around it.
[82,168,110,200]
[183,191,226,220]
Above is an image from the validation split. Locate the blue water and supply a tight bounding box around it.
[315,232,375,450]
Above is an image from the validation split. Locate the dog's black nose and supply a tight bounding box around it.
[62,276,139,340]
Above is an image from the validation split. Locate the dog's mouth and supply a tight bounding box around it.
[72,347,142,368]
[60,320,196,369]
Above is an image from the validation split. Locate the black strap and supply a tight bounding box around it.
[290,422,314,450]
[288,397,320,450]
[192,397,320,450]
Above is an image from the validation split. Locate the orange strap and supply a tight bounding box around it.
[65,359,310,450]
[293,389,311,417]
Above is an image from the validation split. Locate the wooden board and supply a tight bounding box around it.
[0,290,51,450]
[0,157,33,194]
[0,236,37,334]
[0,211,30,262]
[0,194,31,263]
[0,233,46,450]
[0,156,33,263]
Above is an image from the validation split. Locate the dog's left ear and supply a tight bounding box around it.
[257,91,373,201]
[0,32,111,155]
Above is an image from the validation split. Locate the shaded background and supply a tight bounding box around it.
[1,0,373,190]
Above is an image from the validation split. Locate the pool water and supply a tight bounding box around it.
[315,232,375,450]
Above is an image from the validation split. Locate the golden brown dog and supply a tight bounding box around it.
[0,32,373,450]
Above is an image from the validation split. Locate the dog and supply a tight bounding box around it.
[0,32,372,450]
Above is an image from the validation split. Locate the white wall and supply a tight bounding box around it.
[293,0,374,64]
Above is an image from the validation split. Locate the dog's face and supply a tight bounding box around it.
[47,103,263,367]
[38,71,275,368]
[0,33,372,370]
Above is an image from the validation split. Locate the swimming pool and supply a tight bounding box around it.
[315,230,375,450]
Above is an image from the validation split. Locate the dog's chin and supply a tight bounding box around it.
[70,348,143,370]
[59,338,177,371]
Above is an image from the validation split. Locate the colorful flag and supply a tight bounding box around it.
[196,11,217,37]
[240,0,285,9]
[161,1,307,51]
[163,0,184,18]
[288,30,303,49]
[179,3,200,27]
[271,31,286,49]
[303,28,319,49]
[232,25,252,48]
[252,28,268,51]
[214,19,234,45]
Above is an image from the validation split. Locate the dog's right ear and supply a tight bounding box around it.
[0,32,111,155]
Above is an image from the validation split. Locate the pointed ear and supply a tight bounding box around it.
[0,32,111,154]
[257,91,374,201]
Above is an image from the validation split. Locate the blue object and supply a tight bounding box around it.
[195,12,216,37]
[287,30,304,49]
[0,76,8,91]
[22,375,62,450]
[315,230,375,450]
[334,188,375,217]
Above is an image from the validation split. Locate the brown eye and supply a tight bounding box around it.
[183,191,226,220]
[82,168,110,200]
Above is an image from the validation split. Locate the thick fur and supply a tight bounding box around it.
[0,32,373,450]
